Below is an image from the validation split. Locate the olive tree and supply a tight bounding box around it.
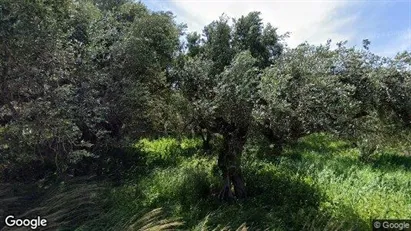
[0,0,181,180]
[256,42,369,152]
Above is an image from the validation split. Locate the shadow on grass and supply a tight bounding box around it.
[369,152,411,172]
[166,167,366,230]
[253,133,354,165]
[183,170,362,230]
[0,176,108,231]
[290,133,353,156]
[111,163,328,230]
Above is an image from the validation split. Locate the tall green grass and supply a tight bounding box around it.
[86,133,410,230]
[4,133,410,230]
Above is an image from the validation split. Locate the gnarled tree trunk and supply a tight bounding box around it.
[200,130,212,154]
[218,126,248,201]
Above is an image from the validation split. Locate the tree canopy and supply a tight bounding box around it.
[1,0,411,202]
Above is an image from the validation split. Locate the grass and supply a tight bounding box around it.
[2,133,411,230]
[84,133,411,230]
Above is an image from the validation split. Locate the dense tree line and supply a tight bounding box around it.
[1,0,410,200]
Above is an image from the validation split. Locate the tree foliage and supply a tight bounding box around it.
[0,0,180,180]
[1,1,410,200]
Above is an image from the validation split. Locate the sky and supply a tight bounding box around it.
[140,0,411,57]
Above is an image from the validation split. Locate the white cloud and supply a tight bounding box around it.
[373,28,411,57]
[163,0,361,47]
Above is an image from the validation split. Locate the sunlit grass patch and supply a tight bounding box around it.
[281,134,411,230]
[35,134,410,230]
[134,137,202,167]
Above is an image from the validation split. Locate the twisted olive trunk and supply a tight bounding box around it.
[218,127,248,201]
[201,130,212,154]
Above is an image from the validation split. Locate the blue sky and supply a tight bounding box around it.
[140,0,411,57]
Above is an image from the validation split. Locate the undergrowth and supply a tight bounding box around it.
[2,134,410,230]
[82,133,411,230]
